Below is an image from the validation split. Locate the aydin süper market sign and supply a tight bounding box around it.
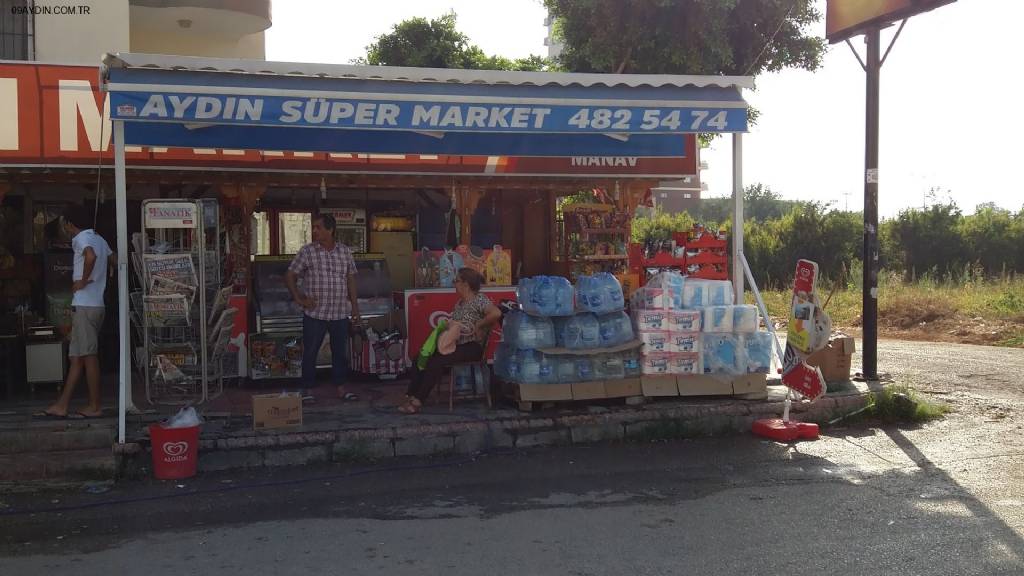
[110,93,746,134]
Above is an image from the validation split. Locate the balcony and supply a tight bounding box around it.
[130,0,272,37]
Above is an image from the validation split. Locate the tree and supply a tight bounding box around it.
[544,0,825,75]
[361,12,548,71]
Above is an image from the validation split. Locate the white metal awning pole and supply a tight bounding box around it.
[732,132,745,303]
[114,120,130,444]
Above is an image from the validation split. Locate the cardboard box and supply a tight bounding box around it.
[642,375,679,397]
[805,337,855,382]
[518,383,574,402]
[677,374,734,396]
[252,393,303,431]
[732,373,768,395]
[572,381,607,400]
[605,377,642,398]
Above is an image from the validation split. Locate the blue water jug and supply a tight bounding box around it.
[597,311,634,348]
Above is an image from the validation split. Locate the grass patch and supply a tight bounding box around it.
[755,277,1024,347]
[866,385,949,425]
[997,332,1024,347]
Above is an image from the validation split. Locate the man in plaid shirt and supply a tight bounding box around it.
[286,213,361,401]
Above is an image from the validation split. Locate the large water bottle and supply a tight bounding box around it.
[503,311,555,350]
[453,365,473,392]
[551,276,574,316]
[556,313,599,349]
[518,350,542,383]
[594,354,625,380]
[598,311,634,348]
[517,277,533,312]
[538,352,557,383]
[532,276,555,315]
[574,275,595,312]
[574,356,595,382]
[554,356,576,383]
[494,343,517,381]
[621,349,642,378]
[599,272,625,313]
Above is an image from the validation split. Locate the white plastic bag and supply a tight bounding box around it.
[166,406,202,429]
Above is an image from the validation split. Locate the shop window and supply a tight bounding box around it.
[278,211,310,255]
[251,211,271,256]
[0,1,34,60]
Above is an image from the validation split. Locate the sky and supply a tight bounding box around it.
[266,0,1023,218]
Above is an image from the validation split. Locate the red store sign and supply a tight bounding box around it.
[0,63,697,177]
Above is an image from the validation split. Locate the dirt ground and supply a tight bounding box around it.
[845,310,1024,347]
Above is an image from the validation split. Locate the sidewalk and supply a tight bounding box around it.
[117,378,875,477]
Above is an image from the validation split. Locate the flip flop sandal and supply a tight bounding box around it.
[70,412,103,420]
[32,411,67,420]
[397,403,419,414]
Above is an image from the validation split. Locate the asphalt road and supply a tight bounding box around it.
[1,339,1023,576]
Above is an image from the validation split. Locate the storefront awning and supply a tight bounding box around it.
[102,53,751,157]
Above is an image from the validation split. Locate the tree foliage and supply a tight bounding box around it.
[361,12,548,71]
[544,0,825,75]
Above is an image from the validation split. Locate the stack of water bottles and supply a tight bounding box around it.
[495,273,641,386]
[630,271,774,377]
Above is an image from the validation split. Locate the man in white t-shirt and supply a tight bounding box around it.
[39,207,114,419]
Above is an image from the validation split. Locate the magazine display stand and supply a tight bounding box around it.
[131,199,229,405]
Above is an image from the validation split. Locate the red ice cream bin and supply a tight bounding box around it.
[149,423,200,480]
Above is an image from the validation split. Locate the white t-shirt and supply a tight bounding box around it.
[71,229,112,307]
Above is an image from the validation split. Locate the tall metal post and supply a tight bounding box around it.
[731,132,745,304]
[114,120,130,444]
[862,28,881,380]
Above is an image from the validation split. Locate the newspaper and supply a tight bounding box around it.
[209,307,238,358]
[151,343,197,366]
[150,275,197,301]
[208,285,233,327]
[143,294,191,327]
[155,354,189,384]
[144,253,197,293]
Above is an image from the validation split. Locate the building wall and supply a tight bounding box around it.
[31,0,267,64]
[130,26,265,59]
[33,0,131,64]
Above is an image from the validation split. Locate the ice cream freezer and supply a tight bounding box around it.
[400,287,518,366]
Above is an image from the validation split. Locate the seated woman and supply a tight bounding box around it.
[400,268,501,414]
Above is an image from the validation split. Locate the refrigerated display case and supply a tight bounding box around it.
[328,208,367,253]
[249,252,395,380]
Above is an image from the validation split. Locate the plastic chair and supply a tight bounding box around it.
[438,331,492,412]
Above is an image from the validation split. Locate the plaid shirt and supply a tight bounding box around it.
[288,242,358,321]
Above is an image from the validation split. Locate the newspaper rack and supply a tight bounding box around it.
[132,199,229,405]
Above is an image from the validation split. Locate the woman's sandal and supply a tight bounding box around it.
[397,402,419,414]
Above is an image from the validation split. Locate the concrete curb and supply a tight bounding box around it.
[119,387,873,477]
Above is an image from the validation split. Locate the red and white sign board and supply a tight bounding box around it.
[403,287,517,365]
[0,62,697,177]
[143,202,198,229]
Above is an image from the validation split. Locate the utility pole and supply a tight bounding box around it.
[842,191,852,212]
[862,27,881,381]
